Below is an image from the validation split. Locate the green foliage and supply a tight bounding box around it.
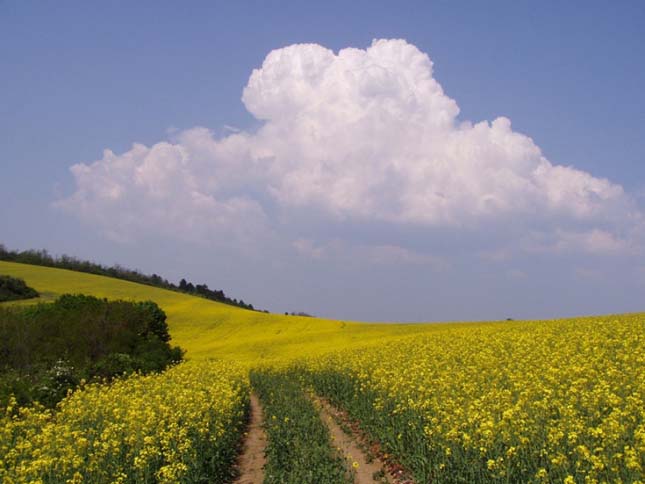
[0,274,38,302]
[0,294,184,407]
[138,300,171,342]
[299,367,428,480]
[251,370,351,484]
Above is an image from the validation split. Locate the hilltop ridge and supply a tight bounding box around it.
[0,244,257,311]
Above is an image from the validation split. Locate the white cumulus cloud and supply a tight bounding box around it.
[57,39,641,257]
[56,141,268,245]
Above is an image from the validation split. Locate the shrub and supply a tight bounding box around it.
[0,294,184,407]
[0,274,38,302]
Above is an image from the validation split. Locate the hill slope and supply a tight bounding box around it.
[0,261,449,361]
[6,260,635,362]
[3,261,643,484]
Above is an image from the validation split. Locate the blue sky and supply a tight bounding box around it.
[2,1,644,321]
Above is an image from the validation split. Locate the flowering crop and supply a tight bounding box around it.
[301,316,645,483]
[1,361,248,483]
[2,262,644,482]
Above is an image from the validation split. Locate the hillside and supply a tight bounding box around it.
[0,260,447,361]
[2,260,643,483]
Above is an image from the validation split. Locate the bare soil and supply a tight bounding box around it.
[232,393,267,484]
[315,396,397,483]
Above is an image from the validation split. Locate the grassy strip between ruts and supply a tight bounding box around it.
[250,369,352,484]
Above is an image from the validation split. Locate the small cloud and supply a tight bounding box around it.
[525,229,634,255]
[292,238,325,258]
[570,229,632,254]
[292,238,446,269]
[363,244,446,268]
[480,247,514,262]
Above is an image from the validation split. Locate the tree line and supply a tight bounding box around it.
[0,244,258,311]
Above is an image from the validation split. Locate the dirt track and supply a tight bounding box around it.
[316,397,393,483]
[233,393,267,484]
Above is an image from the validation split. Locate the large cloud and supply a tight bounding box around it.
[58,39,641,255]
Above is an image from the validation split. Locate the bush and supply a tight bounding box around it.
[92,353,135,378]
[0,274,38,302]
[0,294,184,407]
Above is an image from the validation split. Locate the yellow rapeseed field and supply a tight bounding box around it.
[301,318,645,482]
[0,261,435,361]
[1,361,248,483]
[1,261,644,482]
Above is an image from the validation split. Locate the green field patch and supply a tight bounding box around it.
[251,370,351,483]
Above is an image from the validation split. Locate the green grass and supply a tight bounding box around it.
[251,370,351,484]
